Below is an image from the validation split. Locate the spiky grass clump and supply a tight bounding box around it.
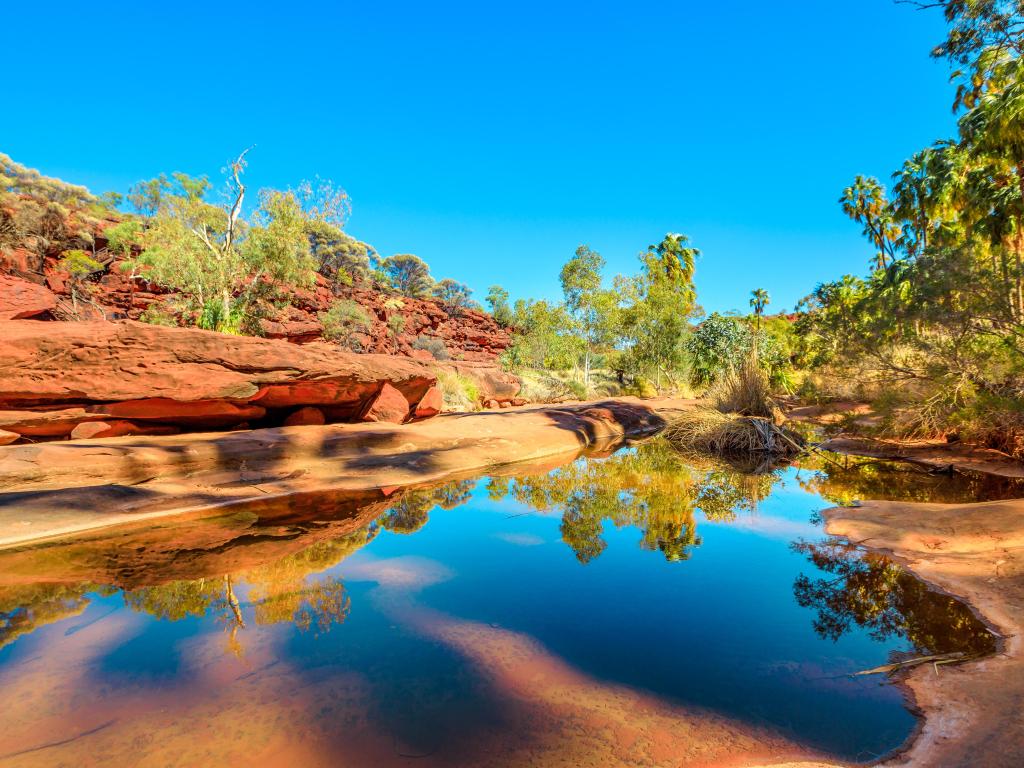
[711,350,776,418]
[663,408,804,464]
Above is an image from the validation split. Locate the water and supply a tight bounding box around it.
[0,442,997,767]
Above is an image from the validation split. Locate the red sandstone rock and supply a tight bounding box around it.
[484,399,499,409]
[413,385,443,418]
[0,429,18,446]
[0,275,57,320]
[68,420,181,440]
[359,383,411,424]
[283,406,326,426]
[0,320,435,436]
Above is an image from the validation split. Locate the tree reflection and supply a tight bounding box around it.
[380,479,478,535]
[500,441,778,564]
[122,525,379,653]
[792,537,995,656]
[794,453,1024,506]
[0,583,101,650]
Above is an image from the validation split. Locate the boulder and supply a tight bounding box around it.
[0,429,18,446]
[283,406,326,427]
[359,383,411,424]
[413,385,443,419]
[0,319,435,437]
[0,275,57,320]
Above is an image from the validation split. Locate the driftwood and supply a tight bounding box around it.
[851,652,965,676]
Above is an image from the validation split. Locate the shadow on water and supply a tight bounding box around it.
[0,437,1005,765]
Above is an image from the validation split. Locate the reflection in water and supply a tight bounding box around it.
[795,451,1024,505]
[792,537,997,658]
[494,441,784,563]
[0,441,1002,766]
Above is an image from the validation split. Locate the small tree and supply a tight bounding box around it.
[58,249,104,319]
[433,278,473,314]
[381,253,433,297]
[486,284,513,326]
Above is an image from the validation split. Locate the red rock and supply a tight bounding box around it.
[0,320,436,436]
[69,420,181,440]
[359,383,411,424]
[259,318,323,343]
[484,399,500,409]
[283,406,326,426]
[0,275,57,320]
[498,400,511,408]
[511,398,527,406]
[45,272,69,294]
[414,385,444,418]
[0,429,18,446]
[0,247,40,274]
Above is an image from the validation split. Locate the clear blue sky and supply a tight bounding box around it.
[5,1,956,314]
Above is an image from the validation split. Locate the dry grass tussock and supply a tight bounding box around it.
[710,350,776,418]
[663,409,804,464]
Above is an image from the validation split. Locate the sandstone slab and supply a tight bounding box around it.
[0,319,435,435]
[0,274,57,320]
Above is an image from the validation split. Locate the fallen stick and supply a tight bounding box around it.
[851,651,965,676]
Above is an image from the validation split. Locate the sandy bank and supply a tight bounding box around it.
[0,397,693,550]
[817,498,1024,767]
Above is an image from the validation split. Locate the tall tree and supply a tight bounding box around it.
[560,245,618,392]
[839,176,901,270]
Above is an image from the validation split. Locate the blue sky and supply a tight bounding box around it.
[5,1,955,314]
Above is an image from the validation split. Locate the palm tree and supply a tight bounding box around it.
[750,288,770,331]
[840,176,901,270]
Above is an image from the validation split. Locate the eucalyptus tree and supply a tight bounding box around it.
[560,245,619,392]
[618,233,701,388]
[134,150,317,332]
[381,253,433,297]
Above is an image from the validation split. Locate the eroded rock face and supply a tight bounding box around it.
[0,275,57,320]
[0,319,436,439]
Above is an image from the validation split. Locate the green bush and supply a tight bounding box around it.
[319,299,372,350]
[412,335,450,361]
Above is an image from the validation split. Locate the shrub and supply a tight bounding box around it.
[387,313,406,338]
[139,302,179,326]
[436,368,480,411]
[319,299,372,350]
[412,335,450,361]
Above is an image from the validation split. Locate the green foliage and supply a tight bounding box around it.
[104,219,141,258]
[617,234,700,388]
[436,368,480,410]
[432,277,473,314]
[486,284,513,326]
[381,253,433,297]
[560,245,621,392]
[319,299,372,349]
[686,313,749,387]
[387,313,406,338]
[131,152,317,333]
[411,334,450,361]
[58,249,102,278]
[504,298,584,370]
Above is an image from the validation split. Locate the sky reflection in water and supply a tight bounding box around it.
[0,442,998,767]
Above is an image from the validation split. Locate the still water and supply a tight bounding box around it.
[0,442,999,767]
